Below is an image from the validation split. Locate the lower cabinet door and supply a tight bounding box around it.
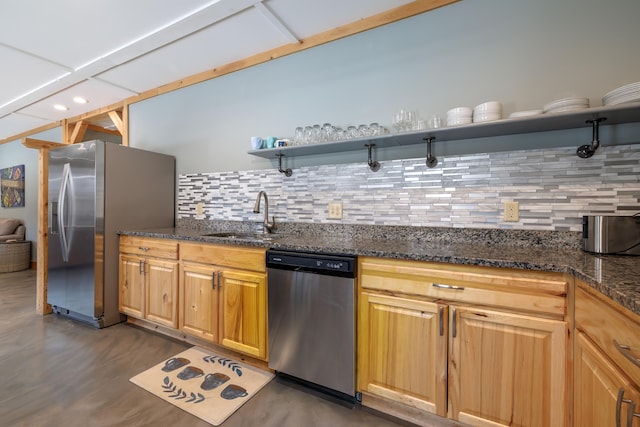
[145,258,179,328]
[358,292,447,416]
[448,306,568,427]
[219,268,267,359]
[180,263,219,343]
[574,331,640,427]
[119,254,145,318]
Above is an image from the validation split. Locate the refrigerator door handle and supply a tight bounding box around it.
[58,163,73,262]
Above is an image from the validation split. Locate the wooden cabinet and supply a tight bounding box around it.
[359,292,447,416]
[180,242,267,359]
[358,257,569,427]
[180,262,219,342]
[449,306,567,427]
[574,283,640,427]
[119,236,179,328]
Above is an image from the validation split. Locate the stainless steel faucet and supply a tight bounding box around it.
[253,191,275,233]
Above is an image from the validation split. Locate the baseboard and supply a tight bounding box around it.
[360,392,468,427]
[125,316,270,373]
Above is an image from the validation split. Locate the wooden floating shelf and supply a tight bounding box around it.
[248,102,640,159]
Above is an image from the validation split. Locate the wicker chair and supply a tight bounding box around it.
[0,218,30,272]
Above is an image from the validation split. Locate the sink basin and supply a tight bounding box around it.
[201,232,280,241]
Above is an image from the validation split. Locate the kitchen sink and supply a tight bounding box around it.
[201,232,280,241]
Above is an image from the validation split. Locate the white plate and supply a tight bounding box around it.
[508,110,543,119]
[603,93,640,106]
[545,105,590,114]
[543,97,589,112]
[603,81,640,99]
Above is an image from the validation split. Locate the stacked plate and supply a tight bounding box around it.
[508,109,543,119]
[602,81,640,106]
[446,107,472,126]
[543,97,590,113]
[473,101,502,123]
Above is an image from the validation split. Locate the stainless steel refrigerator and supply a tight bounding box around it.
[47,140,175,328]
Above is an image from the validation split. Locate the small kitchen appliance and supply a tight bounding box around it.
[582,215,640,255]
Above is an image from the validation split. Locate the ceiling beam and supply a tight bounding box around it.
[68,120,89,144]
[107,111,124,134]
[87,124,121,136]
[21,137,66,150]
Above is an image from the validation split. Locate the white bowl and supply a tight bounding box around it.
[447,107,472,117]
[473,113,502,123]
[446,117,472,126]
[473,101,502,114]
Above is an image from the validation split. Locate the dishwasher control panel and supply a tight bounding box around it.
[266,250,356,277]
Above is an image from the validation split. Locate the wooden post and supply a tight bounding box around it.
[36,148,51,314]
[22,138,66,315]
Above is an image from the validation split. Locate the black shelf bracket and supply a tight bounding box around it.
[577,117,607,158]
[424,136,437,168]
[365,143,380,172]
[276,153,293,177]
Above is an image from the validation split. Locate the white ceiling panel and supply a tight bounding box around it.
[0,0,216,69]
[0,45,70,109]
[0,113,53,141]
[265,0,413,39]
[98,7,288,94]
[18,79,138,122]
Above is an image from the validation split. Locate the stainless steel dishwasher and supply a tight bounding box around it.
[267,250,358,400]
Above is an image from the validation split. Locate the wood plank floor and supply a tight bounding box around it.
[0,269,418,427]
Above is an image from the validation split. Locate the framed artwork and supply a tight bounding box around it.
[1,164,25,207]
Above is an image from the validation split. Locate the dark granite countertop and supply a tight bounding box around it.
[120,224,640,318]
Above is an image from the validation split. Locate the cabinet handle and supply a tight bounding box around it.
[614,340,640,368]
[217,271,222,289]
[138,246,149,252]
[439,307,444,336]
[432,283,465,291]
[212,271,216,290]
[139,260,144,275]
[630,402,640,427]
[452,307,457,338]
[617,388,638,427]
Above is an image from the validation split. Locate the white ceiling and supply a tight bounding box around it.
[0,0,417,141]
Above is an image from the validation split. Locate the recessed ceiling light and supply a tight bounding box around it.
[73,96,88,104]
[53,104,69,111]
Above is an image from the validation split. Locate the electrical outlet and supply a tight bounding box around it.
[504,201,519,222]
[196,202,204,216]
[328,202,343,219]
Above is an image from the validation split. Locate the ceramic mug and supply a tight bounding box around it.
[200,372,230,391]
[162,357,190,372]
[220,384,248,400]
[265,136,277,149]
[250,136,263,150]
[177,366,204,380]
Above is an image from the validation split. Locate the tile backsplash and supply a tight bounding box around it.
[178,143,640,231]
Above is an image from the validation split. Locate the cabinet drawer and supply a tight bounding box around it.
[359,257,568,317]
[181,242,266,272]
[576,284,640,386]
[119,236,178,259]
